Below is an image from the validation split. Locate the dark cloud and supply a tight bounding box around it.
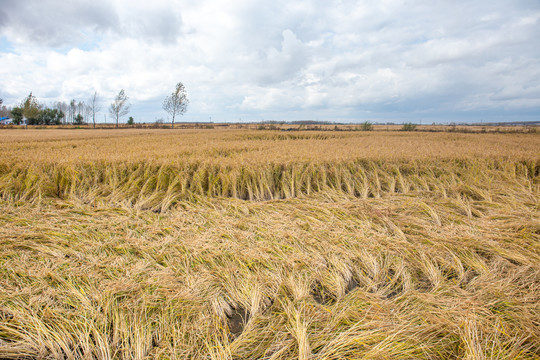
[119,7,183,44]
[0,8,9,30]
[0,0,183,47]
[0,0,118,46]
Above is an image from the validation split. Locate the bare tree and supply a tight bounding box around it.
[55,101,68,124]
[54,101,68,124]
[0,99,10,118]
[69,99,76,124]
[84,104,92,125]
[90,91,102,129]
[77,101,85,120]
[109,89,130,128]
[163,82,189,128]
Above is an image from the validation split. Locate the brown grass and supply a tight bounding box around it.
[0,129,539,359]
[1,129,539,163]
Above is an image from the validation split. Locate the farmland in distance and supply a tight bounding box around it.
[0,128,539,359]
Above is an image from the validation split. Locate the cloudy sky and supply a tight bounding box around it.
[1,0,539,123]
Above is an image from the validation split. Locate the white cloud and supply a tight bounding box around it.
[0,0,539,122]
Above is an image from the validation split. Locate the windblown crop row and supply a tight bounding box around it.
[0,188,538,359]
[0,159,538,208]
[0,129,538,359]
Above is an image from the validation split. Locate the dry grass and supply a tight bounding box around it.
[1,129,539,164]
[0,129,539,359]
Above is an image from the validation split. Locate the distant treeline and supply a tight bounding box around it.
[1,93,94,126]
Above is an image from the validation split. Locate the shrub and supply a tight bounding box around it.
[401,123,417,131]
[360,121,373,131]
[74,114,84,125]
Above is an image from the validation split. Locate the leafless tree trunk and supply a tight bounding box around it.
[77,101,85,120]
[55,101,68,124]
[90,91,102,129]
[69,99,76,124]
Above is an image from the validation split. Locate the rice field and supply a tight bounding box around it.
[0,128,539,359]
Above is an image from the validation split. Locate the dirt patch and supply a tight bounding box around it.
[227,306,249,338]
[312,282,336,305]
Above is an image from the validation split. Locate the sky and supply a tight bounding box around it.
[0,0,539,124]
